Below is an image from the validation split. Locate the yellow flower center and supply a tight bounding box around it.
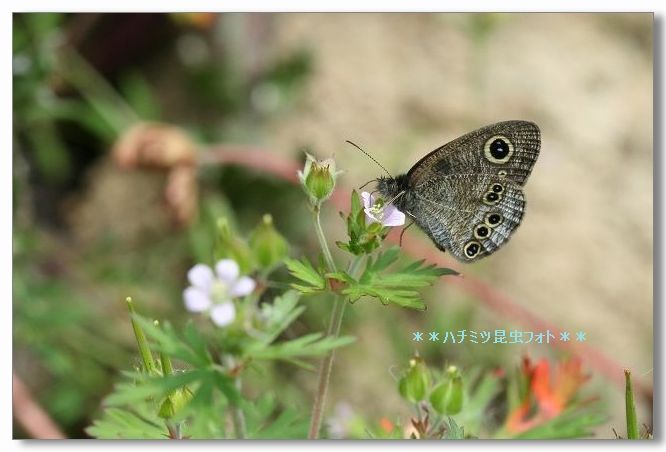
[210,280,230,302]
[368,198,386,218]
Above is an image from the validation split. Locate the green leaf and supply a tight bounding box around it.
[442,417,465,439]
[512,408,607,439]
[88,366,241,439]
[213,371,241,405]
[455,371,502,435]
[285,257,326,294]
[625,370,639,439]
[243,394,309,439]
[245,332,355,362]
[104,371,203,406]
[86,405,168,439]
[118,71,161,120]
[329,247,457,309]
[258,290,305,346]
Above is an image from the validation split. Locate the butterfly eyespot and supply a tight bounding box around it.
[474,224,490,239]
[497,169,508,177]
[463,241,482,258]
[485,212,503,227]
[484,135,514,164]
[491,183,504,194]
[483,191,501,205]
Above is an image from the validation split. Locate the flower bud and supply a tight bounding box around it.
[298,153,340,204]
[158,386,194,419]
[249,214,289,270]
[398,356,430,403]
[429,365,464,415]
[215,218,253,273]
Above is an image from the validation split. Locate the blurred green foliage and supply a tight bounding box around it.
[12,12,313,438]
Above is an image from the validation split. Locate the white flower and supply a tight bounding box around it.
[361,191,406,227]
[183,259,256,327]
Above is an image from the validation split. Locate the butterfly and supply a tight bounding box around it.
[375,120,541,262]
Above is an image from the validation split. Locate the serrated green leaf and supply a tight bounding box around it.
[454,371,502,436]
[246,332,355,362]
[241,394,309,439]
[86,406,168,439]
[105,371,203,406]
[213,371,241,405]
[443,417,465,439]
[285,257,326,293]
[259,290,305,345]
[331,247,455,310]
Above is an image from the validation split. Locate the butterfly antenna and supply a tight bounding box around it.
[358,179,376,190]
[345,140,393,178]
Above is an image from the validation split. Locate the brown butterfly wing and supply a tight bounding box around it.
[408,120,540,187]
[405,121,540,261]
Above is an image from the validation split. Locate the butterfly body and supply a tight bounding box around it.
[376,120,540,262]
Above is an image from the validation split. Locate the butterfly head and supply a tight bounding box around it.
[376,174,410,211]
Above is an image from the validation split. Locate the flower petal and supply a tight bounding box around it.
[360,191,375,209]
[230,276,256,297]
[215,259,239,282]
[210,302,236,327]
[187,264,214,290]
[381,204,406,226]
[183,287,212,312]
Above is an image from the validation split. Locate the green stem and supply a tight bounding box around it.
[230,378,247,439]
[160,350,174,376]
[312,203,337,272]
[308,203,363,439]
[625,369,639,439]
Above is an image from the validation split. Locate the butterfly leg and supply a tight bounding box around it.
[399,221,415,247]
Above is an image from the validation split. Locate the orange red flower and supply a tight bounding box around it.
[506,356,590,434]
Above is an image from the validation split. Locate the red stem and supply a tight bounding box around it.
[13,372,66,439]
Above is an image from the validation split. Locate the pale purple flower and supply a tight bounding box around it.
[183,259,256,327]
[326,402,356,439]
[361,191,406,227]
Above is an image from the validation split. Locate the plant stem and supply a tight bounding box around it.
[308,204,362,439]
[230,376,247,439]
[312,203,337,272]
[166,421,182,439]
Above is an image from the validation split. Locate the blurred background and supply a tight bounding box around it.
[12,13,652,438]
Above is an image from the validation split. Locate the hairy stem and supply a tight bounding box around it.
[230,376,247,439]
[312,203,337,272]
[308,204,362,438]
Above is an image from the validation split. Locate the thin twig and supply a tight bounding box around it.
[13,372,66,439]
